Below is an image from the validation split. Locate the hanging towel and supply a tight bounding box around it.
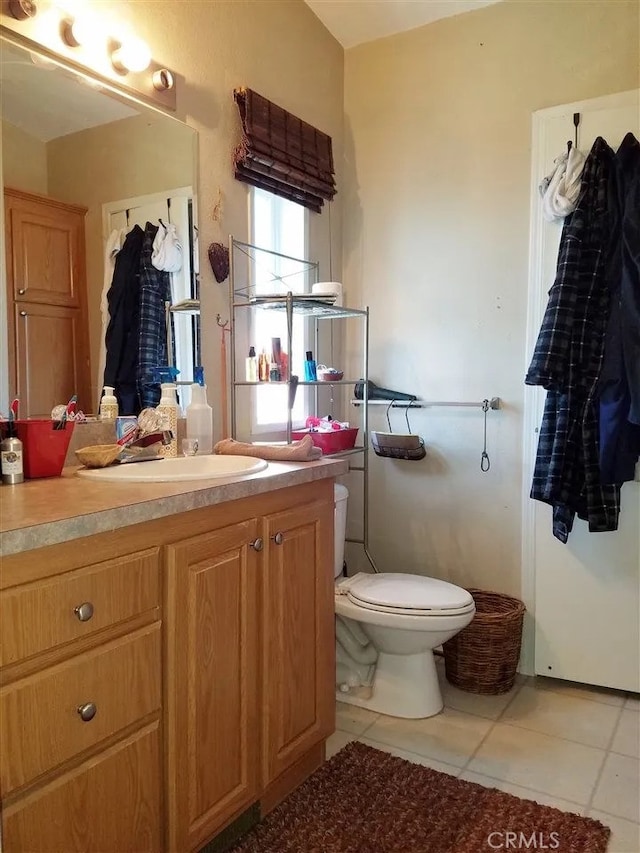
[214,436,322,462]
[151,222,183,272]
[539,146,586,222]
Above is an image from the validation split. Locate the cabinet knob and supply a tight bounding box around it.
[250,538,264,552]
[19,310,27,317]
[77,702,97,722]
[74,602,94,622]
[18,288,26,295]
[271,532,284,545]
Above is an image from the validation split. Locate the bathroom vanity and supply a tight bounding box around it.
[0,458,346,852]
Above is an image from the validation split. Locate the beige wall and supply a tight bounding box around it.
[1,0,343,422]
[342,0,639,595]
[101,0,344,422]
[2,120,48,194]
[47,113,195,405]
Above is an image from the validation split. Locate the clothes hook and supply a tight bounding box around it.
[158,217,167,231]
[573,112,580,149]
[405,401,415,434]
[216,313,230,330]
[125,208,130,225]
[386,399,396,432]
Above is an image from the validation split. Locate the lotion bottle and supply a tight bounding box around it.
[99,386,119,420]
[186,383,213,454]
[246,346,258,382]
[156,383,179,457]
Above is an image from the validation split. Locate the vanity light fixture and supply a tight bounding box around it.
[62,17,100,50]
[152,68,174,91]
[111,37,152,74]
[8,0,37,20]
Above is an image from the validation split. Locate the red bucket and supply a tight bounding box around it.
[14,419,75,478]
[291,427,358,455]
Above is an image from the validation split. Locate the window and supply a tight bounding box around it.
[249,187,309,434]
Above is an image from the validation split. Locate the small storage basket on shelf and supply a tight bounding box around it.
[443,589,525,695]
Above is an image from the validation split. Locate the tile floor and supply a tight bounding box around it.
[326,659,640,853]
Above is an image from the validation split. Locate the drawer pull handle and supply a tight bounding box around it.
[271,532,284,545]
[77,702,97,722]
[250,537,264,552]
[18,288,26,295]
[74,602,94,622]
[19,310,27,317]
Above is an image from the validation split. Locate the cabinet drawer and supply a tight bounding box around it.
[1,722,162,853]
[0,623,161,795]
[0,548,159,665]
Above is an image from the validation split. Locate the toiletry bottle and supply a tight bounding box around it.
[186,383,213,454]
[304,351,317,382]
[246,346,258,382]
[258,349,269,382]
[156,382,179,457]
[99,386,119,420]
[269,363,281,382]
[271,337,282,373]
[1,424,23,485]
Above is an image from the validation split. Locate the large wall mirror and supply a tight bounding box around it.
[1,38,199,418]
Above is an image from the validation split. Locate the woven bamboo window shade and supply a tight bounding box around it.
[233,87,337,213]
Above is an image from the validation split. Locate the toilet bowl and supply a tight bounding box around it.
[335,573,475,718]
[332,485,474,718]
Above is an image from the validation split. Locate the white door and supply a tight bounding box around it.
[525,90,640,692]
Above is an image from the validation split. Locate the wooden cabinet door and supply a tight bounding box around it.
[4,188,91,415]
[13,301,89,417]
[1,722,162,853]
[262,497,335,786]
[165,519,261,853]
[5,190,86,307]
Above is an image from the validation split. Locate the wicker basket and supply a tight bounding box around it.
[443,589,526,695]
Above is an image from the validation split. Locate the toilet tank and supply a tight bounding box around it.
[334,484,349,578]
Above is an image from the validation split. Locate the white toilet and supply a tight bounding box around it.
[333,485,475,719]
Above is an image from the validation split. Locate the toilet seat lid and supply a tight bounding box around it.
[347,573,473,612]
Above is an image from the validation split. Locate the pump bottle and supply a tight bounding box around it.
[156,383,179,457]
[186,384,213,454]
[99,386,119,420]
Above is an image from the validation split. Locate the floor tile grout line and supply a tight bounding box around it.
[584,703,626,816]
[455,767,589,812]
[456,681,527,775]
[495,718,619,753]
[355,733,463,776]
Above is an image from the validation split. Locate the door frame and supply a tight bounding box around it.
[520,89,639,675]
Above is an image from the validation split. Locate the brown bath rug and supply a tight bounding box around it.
[229,741,610,852]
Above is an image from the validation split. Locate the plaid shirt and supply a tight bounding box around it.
[526,138,620,542]
[138,223,172,408]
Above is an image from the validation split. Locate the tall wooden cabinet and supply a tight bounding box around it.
[4,187,91,416]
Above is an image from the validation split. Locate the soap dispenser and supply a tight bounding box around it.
[156,383,179,457]
[186,383,213,454]
[99,386,119,420]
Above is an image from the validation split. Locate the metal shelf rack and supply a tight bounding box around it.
[228,236,377,572]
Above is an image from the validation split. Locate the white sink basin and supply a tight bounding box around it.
[76,454,268,483]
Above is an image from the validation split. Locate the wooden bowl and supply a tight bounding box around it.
[75,444,122,468]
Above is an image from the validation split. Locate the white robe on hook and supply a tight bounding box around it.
[539,145,586,221]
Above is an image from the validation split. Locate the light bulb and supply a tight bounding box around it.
[111,37,151,73]
[63,17,99,49]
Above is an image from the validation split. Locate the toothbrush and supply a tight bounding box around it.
[65,395,77,418]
